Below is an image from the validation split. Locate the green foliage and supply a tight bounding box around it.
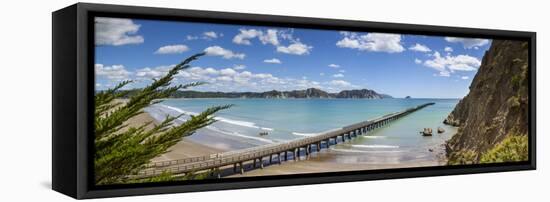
[126,170,212,184]
[94,53,231,185]
[480,135,528,163]
[448,134,528,165]
[447,150,478,165]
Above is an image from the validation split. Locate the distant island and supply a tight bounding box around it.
[118,88,393,99]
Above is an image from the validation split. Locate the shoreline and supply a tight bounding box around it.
[224,141,449,178]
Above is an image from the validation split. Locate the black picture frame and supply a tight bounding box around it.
[52,2,536,199]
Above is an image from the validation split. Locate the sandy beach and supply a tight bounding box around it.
[125,110,226,162]
[226,148,443,178]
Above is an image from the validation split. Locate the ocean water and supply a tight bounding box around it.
[145,98,459,164]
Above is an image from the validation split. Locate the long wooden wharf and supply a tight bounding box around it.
[135,102,435,178]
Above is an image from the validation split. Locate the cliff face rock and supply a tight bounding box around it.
[444,40,529,164]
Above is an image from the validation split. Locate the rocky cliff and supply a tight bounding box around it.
[336,89,385,99]
[444,40,529,164]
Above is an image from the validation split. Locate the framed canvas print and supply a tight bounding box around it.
[52,3,536,199]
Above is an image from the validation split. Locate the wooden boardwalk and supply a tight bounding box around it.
[135,102,435,179]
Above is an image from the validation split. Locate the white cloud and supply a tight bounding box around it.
[203,31,219,39]
[186,35,199,40]
[276,42,312,55]
[415,58,422,64]
[329,80,352,88]
[408,43,431,52]
[135,65,173,79]
[233,29,263,45]
[219,68,238,76]
[154,44,189,54]
[136,64,224,80]
[338,70,346,73]
[175,66,221,81]
[233,64,246,70]
[177,67,290,90]
[149,66,321,92]
[95,17,144,46]
[186,31,223,41]
[131,64,361,92]
[444,37,490,49]
[95,64,131,80]
[423,51,481,76]
[233,29,279,46]
[260,29,280,46]
[263,58,282,64]
[328,64,341,68]
[461,76,469,80]
[333,73,344,78]
[233,28,312,55]
[438,71,451,77]
[336,32,405,53]
[444,46,454,52]
[320,73,325,76]
[204,46,245,59]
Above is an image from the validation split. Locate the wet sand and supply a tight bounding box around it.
[225,146,444,178]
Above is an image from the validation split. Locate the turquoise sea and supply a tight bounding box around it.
[145,98,459,164]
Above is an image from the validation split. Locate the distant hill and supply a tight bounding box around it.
[170,88,391,99]
[116,88,392,99]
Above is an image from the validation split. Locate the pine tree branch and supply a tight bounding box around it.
[94,53,233,185]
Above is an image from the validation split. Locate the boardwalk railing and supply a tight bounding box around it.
[134,102,435,178]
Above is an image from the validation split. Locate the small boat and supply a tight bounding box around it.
[420,128,433,136]
[259,131,269,136]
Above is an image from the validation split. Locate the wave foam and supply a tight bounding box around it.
[361,136,386,139]
[292,132,319,137]
[206,126,275,144]
[351,144,400,149]
[329,148,403,153]
[157,104,273,131]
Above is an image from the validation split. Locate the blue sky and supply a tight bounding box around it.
[95,17,491,98]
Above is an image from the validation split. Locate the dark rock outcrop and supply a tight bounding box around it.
[444,40,529,164]
[336,89,384,99]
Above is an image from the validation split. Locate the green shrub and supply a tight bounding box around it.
[447,150,478,165]
[480,135,528,163]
